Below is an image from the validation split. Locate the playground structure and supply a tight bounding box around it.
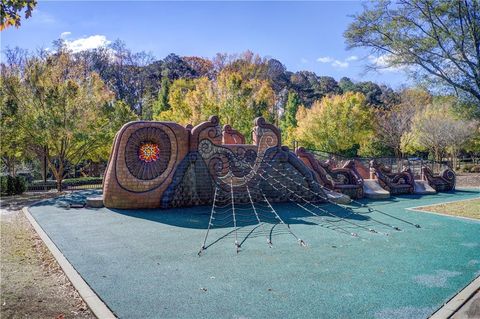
[103,116,326,209]
[103,116,456,210]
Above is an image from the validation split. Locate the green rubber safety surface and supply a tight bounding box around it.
[29,189,480,319]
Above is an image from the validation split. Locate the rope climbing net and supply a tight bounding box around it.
[197,152,421,256]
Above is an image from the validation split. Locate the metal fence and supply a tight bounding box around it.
[307,149,451,178]
[26,179,103,192]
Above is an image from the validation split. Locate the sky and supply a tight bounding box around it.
[1,1,411,88]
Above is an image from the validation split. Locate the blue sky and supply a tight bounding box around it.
[1,1,410,88]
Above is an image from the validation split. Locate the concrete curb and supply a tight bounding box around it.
[22,206,116,319]
[429,276,480,319]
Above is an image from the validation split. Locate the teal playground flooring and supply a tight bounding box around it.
[29,189,480,319]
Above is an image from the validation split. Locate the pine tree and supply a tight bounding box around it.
[153,73,171,117]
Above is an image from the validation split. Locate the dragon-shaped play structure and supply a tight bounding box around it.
[103,116,456,209]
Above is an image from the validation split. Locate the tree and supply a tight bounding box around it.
[294,92,374,155]
[182,56,214,78]
[403,100,478,163]
[163,54,196,80]
[280,91,301,147]
[155,78,195,124]
[152,73,171,117]
[374,88,430,158]
[266,58,289,93]
[77,40,155,115]
[1,73,28,175]
[0,47,30,175]
[215,70,275,140]
[155,69,275,141]
[2,49,136,191]
[1,0,36,30]
[345,0,480,105]
[338,77,356,93]
[354,81,383,107]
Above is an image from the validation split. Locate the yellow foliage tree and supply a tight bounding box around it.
[294,92,374,155]
[154,71,275,141]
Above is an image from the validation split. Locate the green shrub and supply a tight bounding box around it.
[62,177,103,185]
[14,176,27,194]
[0,175,27,195]
[0,176,7,195]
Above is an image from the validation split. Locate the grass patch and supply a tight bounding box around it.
[416,198,480,219]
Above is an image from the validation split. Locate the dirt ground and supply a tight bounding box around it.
[0,192,94,319]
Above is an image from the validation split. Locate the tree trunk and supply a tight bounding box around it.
[56,179,62,191]
[47,157,64,192]
[56,164,64,192]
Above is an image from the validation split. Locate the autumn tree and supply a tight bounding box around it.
[215,71,275,139]
[183,56,214,78]
[402,100,478,164]
[375,88,431,158]
[280,91,301,147]
[154,69,275,141]
[345,0,480,105]
[0,88,27,176]
[0,51,30,175]
[294,92,374,155]
[1,0,36,30]
[2,49,137,190]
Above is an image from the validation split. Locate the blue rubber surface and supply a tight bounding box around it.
[29,189,480,319]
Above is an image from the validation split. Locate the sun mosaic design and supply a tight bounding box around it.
[138,143,160,163]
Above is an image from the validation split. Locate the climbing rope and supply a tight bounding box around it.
[257,158,420,229]
[246,185,272,247]
[198,186,219,256]
[230,176,240,253]
[248,163,369,237]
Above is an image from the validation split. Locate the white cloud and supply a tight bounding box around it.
[331,60,349,68]
[317,55,355,68]
[317,56,334,63]
[64,35,111,53]
[60,31,71,39]
[368,54,404,72]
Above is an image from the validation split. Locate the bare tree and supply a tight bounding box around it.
[375,88,431,158]
[345,0,480,105]
[408,101,478,164]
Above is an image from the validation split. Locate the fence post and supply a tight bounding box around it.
[43,145,47,191]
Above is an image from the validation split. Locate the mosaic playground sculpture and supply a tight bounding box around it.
[296,147,364,199]
[421,166,456,192]
[103,116,328,209]
[369,160,415,195]
[103,116,456,210]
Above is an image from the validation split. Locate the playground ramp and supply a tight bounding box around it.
[413,180,437,195]
[363,179,391,199]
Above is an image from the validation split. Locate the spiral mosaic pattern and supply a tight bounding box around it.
[125,127,171,180]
